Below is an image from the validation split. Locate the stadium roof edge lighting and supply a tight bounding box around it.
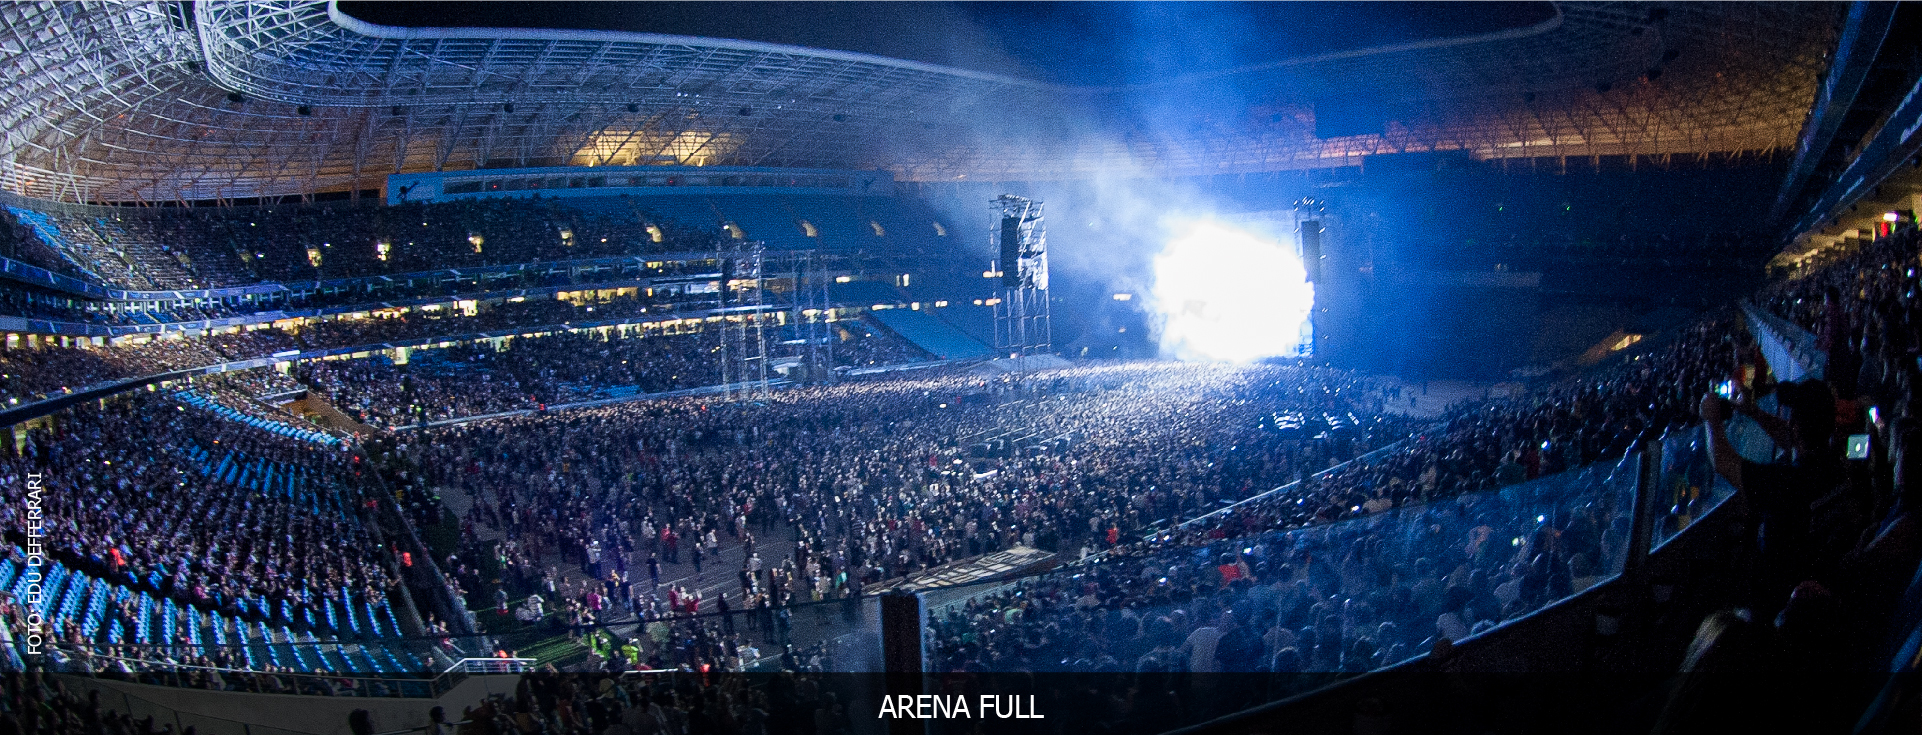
[0,1,1842,203]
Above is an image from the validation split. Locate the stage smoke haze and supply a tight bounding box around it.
[1151,220,1314,362]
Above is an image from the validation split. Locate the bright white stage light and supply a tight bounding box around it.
[1151,220,1314,362]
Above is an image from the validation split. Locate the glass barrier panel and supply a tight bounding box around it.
[1653,427,1737,551]
[915,444,1644,677]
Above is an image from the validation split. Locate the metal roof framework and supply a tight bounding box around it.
[0,1,1843,204]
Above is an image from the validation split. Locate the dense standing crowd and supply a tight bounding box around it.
[925,448,1632,680]
[907,315,1741,683]
[372,363,1413,670]
[1155,313,1742,548]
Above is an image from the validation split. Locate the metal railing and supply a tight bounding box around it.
[1741,300,1827,381]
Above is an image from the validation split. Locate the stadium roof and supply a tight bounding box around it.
[0,1,1841,204]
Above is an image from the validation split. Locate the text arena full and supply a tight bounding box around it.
[878,694,1045,720]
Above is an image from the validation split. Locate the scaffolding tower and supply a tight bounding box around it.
[712,246,843,400]
[716,240,771,402]
[789,250,836,384]
[766,249,837,386]
[990,195,1051,374]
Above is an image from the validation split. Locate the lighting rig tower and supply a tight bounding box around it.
[990,195,1051,374]
[716,239,771,402]
[1292,197,1328,358]
[772,249,836,385]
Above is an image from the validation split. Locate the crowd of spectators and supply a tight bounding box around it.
[0,251,730,330]
[823,319,936,368]
[873,308,1742,688]
[298,314,935,428]
[403,672,850,734]
[0,339,224,405]
[0,285,929,418]
[8,197,719,291]
[1702,224,1922,669]
[924,445,1633,682]
[0,293,661,406]
[0,673,182,734]
[1755,227,1922,411]
[371,363,1413,671]
[368,305,1739,682]
[0,209,92,283]
[304,356,551,428]
[0,391,402,660]
[916,223,1922,697]
[10,197,1918,730]
[1153,313,1741,549]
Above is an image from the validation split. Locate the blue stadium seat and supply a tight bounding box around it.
[160,598,176,646]
[133,593,154,644]
[81,580,108,639]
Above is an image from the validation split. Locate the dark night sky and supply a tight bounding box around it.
[337,2,1556,86]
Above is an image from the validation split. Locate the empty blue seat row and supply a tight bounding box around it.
[1,546,430,675]
[365,599,385,638]
[252,621,278,669]
[28,564,62,613]
[80,579,109,639]
[52,573,87,634]
[383,606,403,643]
[354,646,388,673]
[274,626,306,670]
[173,391,338,445]
[160,597,176,646]
[7,564,34,601]
[185,608,202,648]
[190,442,351,526]
[374,643,407,674]
[338,588,362,635]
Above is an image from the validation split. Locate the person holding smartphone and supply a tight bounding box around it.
[1700,380,1842,605]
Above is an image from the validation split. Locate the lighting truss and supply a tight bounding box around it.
[990,195,1049,372]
